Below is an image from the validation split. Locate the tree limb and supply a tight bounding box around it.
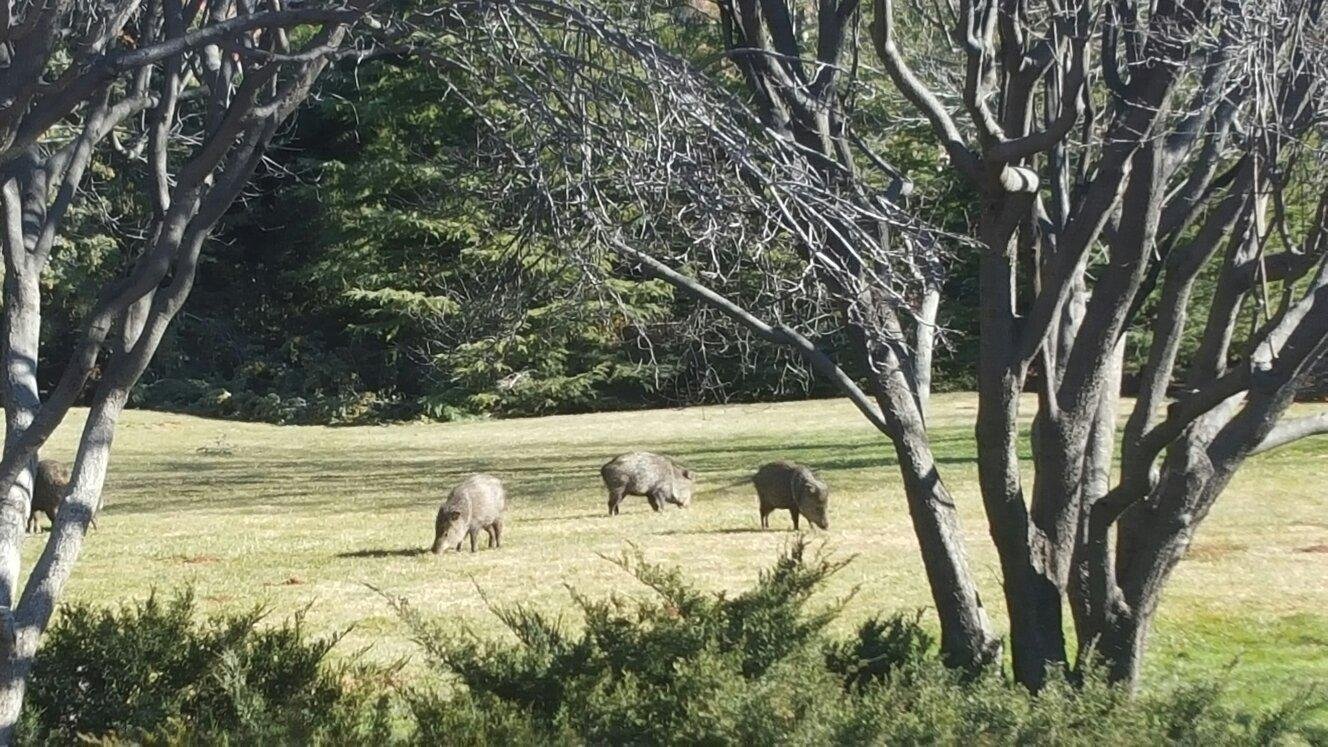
[1252,412,1328,455]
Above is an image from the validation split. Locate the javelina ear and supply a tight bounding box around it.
[447,510,463,520]
[681,468,693,479]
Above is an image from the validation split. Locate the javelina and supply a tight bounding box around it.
[753,460,829,530]
[431,474,507,554]
[28,459,70,533]
[601,452,694,516]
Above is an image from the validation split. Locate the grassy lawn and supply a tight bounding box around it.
[25,393,1328,709]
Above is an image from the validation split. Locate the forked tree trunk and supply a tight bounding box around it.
[0,387,125,739]
[445,0,1328,702]
[870,339,1001,668]
[0,14,354,736]
[973,200,1071,690]
[0,232,41,610]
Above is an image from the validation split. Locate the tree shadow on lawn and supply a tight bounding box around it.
[115,429,988,517]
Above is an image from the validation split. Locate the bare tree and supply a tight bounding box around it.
[871,0,1328,688]
[438,0,1002,670]
[0,0,366,734]
[436,0,1328,691]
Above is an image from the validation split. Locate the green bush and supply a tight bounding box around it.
[18,547,1328,744]
[397,541,1328,746]
[824,609,936,692]
[21,591,394,744]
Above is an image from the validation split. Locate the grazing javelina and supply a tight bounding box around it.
[601,452,694,516]
[753,460,829,530]
[431,474,507,554]
[28,459,70,533]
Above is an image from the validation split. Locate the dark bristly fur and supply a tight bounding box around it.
[600,452,695,516]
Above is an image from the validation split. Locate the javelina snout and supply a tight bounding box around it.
[669,467,694,508]
[601,452,695,516]
[431,474,507,554]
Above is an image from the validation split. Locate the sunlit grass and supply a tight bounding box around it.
[24,393,1328,709]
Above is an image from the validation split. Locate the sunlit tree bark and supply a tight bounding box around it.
[436,0,1328,691]
[0,0,366,734]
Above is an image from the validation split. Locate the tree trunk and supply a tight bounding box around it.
[0,385,127,741]
[974,202,1067,690]
[0,179,42,612]
[911,286,940,424]
[1092,603,1152,686]
[1067,340,1125,668]
[888,422,1002,670]
[858,302,1002,670]
[1102,404,1237,690]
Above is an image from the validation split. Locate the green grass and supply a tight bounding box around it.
[25,393,1328,709]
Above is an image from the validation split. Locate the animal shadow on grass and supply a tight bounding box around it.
[520,512,609,525]
[336,547,428,559]
[655,527,768,536]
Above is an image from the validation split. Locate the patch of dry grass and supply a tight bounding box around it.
[22,393,1328,708]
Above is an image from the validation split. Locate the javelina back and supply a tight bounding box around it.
[753,460,829,530]
[601,452,694,516]
[28,459,70,533]
[432,474,507,554]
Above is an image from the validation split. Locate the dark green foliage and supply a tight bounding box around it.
[16,550,1328,744]
[824,610,936,691]
[396,542,1328,745]
[32,16,971,424]
[129,53,829,425]
[404,690,546,746]
[97,30,875,424]
[389,541,854,743]
[38,7,1327,424]
[21,591,394,744]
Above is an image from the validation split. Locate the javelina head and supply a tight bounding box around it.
[431,505,468,554]
[669,465,695,508]
[797,473,830,530]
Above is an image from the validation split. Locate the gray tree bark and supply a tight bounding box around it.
[0,3,361,737]
[439,0,1328,696]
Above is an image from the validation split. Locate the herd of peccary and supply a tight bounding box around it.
[430,452,831,555]
[24,451,831,556]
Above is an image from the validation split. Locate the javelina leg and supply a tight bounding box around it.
[492,519,503,548]
[646,490,663,512]
[760,508,770,530]
[469,529,478,553]
[790,508,800,530]
[484,526,495,548]
[25,514,36,533]
[608,489,625,516]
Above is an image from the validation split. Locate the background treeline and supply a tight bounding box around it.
[37,8,1310,425]
[42,48,871,424]
[34,8,989,425]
